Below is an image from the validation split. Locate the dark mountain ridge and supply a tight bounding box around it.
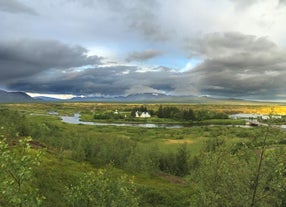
[0,90,35,103]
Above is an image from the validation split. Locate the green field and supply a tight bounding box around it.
[0,102,286,207]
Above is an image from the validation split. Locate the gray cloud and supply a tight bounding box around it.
[0,0,37,15]
[229,0,258,10]
[187,32,286,99]
[72,0,168,41]
[127,8,168,41]
[100,0,166,41]
[6,65,192,97]
[126,50,162,62]
[188,32,278,59]
[0,39,101,82]
[279,0,286,5]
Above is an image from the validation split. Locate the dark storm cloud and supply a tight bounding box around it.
[187,32,286,99]
[7,65,189,96]
[0,39,101,82]
[0,0,37,15]
[126,50,162,62]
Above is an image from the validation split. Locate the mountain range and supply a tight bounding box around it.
[0,89,255,103]
[69,93,210,103]
[0,90,35,103]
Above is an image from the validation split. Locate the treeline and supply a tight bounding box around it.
[92,105,229,121]
[157,105,228,121]
[93,111,124,120]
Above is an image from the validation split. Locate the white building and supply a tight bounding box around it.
[135,111,151,118]
[140,112,151,118]
[135,111,140,117]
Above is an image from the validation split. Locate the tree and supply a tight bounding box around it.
[175,144,189,176]
[0,137,44,207]
[157,105,164,118]
[182,109,194,121]
[64,168,139,207]
[189,144,255,207]
[189,128,286,207]
[126,144,159,174]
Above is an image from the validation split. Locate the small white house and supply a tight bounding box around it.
[141,112,151,118]
[135,111,140,118]
[136,111,151,118]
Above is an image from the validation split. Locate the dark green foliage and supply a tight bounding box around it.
[0,108,30,137]
[157,144,190,176]
[64,168,139,207]
[158,151,177,175]
[93,111,125,120]
[156,105,228,121]
[156,106,182,119]
[194,110,228,121]
[182,108,195,121]
[175,144,189,176]
[126,144,160,174]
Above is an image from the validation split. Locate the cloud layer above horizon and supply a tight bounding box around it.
[1,0,286,100]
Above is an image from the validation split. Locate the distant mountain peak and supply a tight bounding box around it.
[0,90,35,103]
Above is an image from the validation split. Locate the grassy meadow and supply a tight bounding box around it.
[0,102,286,206]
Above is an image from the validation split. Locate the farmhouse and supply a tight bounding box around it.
[135,111,151,118]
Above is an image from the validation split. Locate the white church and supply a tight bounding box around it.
[135,111,151,118]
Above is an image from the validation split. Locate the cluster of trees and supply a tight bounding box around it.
[64,168,139,207]
[93,111,124,120]
[71,136,191,177]
[190,135,286,206]
[0,108,30,137]
[157,105,228,121]
[91,105,229,121]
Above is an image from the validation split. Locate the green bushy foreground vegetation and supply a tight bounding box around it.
[0,103,286,207]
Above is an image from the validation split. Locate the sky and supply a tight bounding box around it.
[1,0,286,100]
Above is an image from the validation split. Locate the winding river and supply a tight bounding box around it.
[61,113,183,128]
[59,113,286,130]
[59,113,263,129]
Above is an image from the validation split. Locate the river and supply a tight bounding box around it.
[60,113,183,128]
[60,113,259,129]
